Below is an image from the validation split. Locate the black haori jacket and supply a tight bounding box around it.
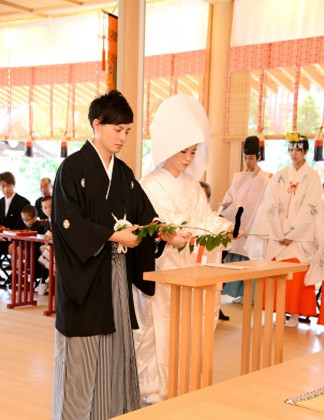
[52,140,157,337]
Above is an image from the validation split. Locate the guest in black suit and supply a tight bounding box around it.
[34,177,52,219]
[41,195,52,236]
[0,172,30,284]
[0,171,30,253]
[7,204,45,290]
[36,195,53,295]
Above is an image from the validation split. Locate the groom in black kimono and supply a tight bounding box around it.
[52,90,162,419]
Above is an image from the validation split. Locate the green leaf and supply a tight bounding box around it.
[197,235,207,247]
[177,245,186,253]
[149,225,156,236]
[130,221,232,254]
[136,229,147,243]
[206,235,216,252]
[168,226,177,234]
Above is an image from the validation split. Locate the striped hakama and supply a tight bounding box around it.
[52,250,141,420]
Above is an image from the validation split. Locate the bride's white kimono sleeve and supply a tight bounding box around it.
[141,168,232,269]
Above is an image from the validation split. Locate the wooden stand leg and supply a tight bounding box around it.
[202,288,215,387]
[168,285,180,399]
[29,242,37,306]
[179,286,192,395]
[274,275,287,364]
[251,279,263,372]
[191,288,203,391]
[23,242,29,302]
[241,280,252,374]
[8,241,18,309]
[17,242,24,303]
[263,276,275,368]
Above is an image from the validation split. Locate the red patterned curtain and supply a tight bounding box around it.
[0,62,106,140]
[227,36,324,137]
[0,50,207,142]
[143,50,207,139]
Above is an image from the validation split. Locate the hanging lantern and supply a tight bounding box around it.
[256,129,265,161]
[259,132,265,161]
[25,136,33,157]
[60,137,68,158]
[314,127,323,162]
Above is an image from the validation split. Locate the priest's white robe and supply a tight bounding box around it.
[219,167,270,257]
[219,167,271,298]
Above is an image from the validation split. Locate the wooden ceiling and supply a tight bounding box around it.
[251,64,324,93]
[1,1,323,94]
[0,0,116,23]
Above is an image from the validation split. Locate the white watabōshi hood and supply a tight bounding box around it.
[151,94,211,180]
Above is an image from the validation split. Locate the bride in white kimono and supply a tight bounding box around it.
[133,94,236,404]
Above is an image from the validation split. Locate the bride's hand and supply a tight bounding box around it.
[167,233,191,248]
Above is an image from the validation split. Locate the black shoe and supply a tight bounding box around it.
[219,309,230,321]
[298,316,311,324]
[286,314,311,324]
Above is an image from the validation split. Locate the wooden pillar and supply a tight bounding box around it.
[205,0,234,210]
[117,0,145,177]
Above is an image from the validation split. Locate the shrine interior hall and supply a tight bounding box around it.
[0,1,324,419]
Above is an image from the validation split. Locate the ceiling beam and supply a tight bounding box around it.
[251,70,278,94]
[64,1,84,5]
[0,1,33,13]
[302,65,324,90]
[150,78,171,97]
[36,1,114,15]
[266,68,294,92]
[282,67,311,91]
[0,1,116,23]
[0,0,47,18]
[314,63,324,74]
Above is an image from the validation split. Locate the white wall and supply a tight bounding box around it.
[231,0,324,46]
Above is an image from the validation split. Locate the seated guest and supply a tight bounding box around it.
[37,195,53,295]
[0,172,30,283]
[20,204,45,234]
[35,177,52,219]
[41,196,52,238]
[8,205,45,290]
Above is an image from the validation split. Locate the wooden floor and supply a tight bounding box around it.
[214,296,324,383]
[0,289,323,419]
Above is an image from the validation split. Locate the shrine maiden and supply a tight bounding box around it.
[245,133,322,327]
